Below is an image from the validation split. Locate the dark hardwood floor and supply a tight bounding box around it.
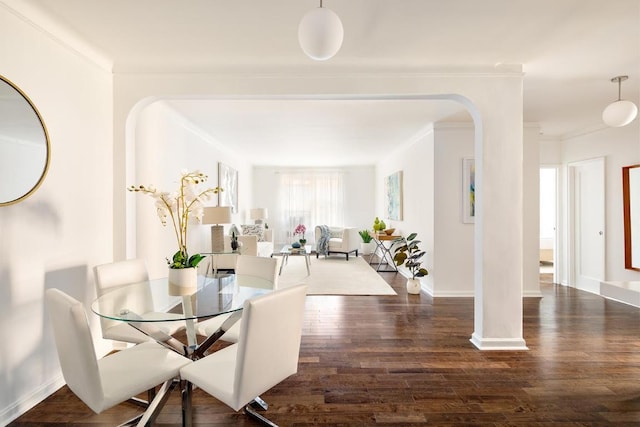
[10,260,640,426]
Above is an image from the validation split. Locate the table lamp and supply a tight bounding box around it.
[202,206,232,253]
[249,207,268,224]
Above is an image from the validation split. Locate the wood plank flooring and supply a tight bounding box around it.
[10,261,640,426]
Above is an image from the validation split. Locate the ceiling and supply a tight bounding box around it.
[9,0,640,166]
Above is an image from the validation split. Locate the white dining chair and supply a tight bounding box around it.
[234,255,281,288]
[45,288,192,425]
[181,284,307,426]
[195,255,281,343]
[94,258,185,345]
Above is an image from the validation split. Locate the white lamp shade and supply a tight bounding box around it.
[249,208,268,221]
[298,6,344,61]
[602,100,638,127]
[202,206,232,225]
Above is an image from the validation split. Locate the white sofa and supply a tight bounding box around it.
[209,226,274,272]
[315,225,360,260]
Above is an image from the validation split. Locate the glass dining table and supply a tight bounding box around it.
[91,273,273,360]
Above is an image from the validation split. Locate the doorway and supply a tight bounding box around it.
[540,166,558,282]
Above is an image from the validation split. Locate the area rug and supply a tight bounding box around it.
[277,255,397,296]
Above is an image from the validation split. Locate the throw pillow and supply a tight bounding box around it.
[329,228,343,239]
[241,224,265,242]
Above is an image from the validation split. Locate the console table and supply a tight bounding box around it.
[370,234,400,272]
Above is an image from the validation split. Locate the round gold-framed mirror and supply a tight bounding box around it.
[0,74,50,206]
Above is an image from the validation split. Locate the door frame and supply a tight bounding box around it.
[567,157,605,290]
[540,164,561,284]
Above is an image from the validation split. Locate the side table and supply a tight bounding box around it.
[369,234,400,272]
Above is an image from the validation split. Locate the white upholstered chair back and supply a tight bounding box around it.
[93,259,154,343]
[45,288,107,412]
[232,284,307,409]
[235,255,280,289]
[94,258,149,295]
[180,284,308,416]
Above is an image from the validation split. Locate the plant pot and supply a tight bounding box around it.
[299,239,307,246]
[406,278,421,295]
[168,267,197,296]
[360,241,374,255]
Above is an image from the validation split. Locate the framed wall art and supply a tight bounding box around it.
[462,157,475,223]
[385,170,403,221]
[218,162,238,213]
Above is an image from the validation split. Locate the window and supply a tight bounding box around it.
[277,171,345,244]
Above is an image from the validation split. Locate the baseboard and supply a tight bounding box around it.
[470,333,529,350]
[600,281,640,308]
[0,375,65,425]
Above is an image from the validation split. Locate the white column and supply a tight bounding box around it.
[470,76,528,350]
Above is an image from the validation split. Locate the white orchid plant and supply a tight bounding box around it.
[128,170,222,269]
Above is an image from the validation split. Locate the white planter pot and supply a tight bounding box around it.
[360,241,375,255]
[406,278,421,295]
[168,267,197,296]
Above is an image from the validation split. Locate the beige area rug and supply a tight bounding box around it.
[277,254,397,295]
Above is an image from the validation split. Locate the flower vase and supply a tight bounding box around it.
[168,267,197,296]
[406,278,421,295]
[299,239,307,246]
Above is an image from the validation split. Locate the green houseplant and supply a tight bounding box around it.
[393,233,428,294]
[128,170,222,269]
[358,229,373,243]
[359,229,374,255]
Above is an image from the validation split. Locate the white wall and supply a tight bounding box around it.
[0,7,113,424]
[429,124,541,297]
[378,128,435,291]
[132,101,254,278]
[253,165,376,247]
[433,125,474,296]
[561,123,640,284]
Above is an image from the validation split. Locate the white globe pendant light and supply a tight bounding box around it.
[298,0,343,61]
[602,75,638,127]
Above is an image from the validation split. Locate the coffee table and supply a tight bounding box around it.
[277,244,312,275]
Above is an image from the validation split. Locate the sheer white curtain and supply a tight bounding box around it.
[277,170,345,245]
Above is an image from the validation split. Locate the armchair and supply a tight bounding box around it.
[315,225,360,260]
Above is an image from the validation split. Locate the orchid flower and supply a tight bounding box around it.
[129,170,222,268]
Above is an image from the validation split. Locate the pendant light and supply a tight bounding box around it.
[298,0,343,61]
[602,75,638,127]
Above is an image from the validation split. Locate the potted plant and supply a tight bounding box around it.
[294,224,307,246]
[393,233,429,294]
[128,170,222,293]
[358,229,375,255]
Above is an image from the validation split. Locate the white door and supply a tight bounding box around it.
[569,158,605,293]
